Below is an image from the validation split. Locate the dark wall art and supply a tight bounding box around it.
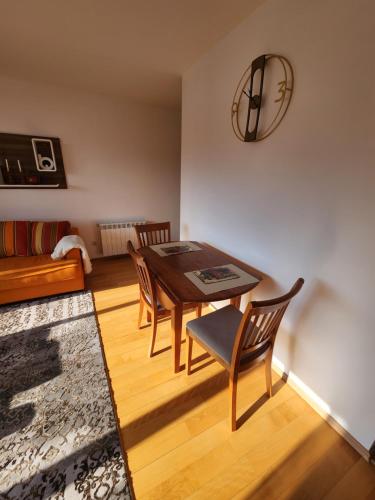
[0,132,67,189]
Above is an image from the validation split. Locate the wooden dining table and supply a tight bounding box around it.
[138,242,263,373]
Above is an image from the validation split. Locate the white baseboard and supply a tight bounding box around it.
[272,356,370,462]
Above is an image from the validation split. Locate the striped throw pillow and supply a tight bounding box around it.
[31,221,71,255]
[14,221,32,256]
[0,221,14,257]
[0,221,31,257]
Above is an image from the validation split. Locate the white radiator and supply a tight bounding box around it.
[98,221,145,256]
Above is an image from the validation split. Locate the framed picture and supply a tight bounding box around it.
[0,132,67,189]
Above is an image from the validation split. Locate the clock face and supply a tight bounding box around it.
[231,54,294,142]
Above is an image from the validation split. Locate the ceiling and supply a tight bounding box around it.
[0,0,263,108]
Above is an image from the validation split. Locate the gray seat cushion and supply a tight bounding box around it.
[186,305,270,366]
[186,305,242,365]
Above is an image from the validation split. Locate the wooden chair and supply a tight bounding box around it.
[186,278,304,431]
[135,222,171,247]
[127,240,202,357]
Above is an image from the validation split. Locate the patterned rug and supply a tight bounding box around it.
[0,291,132,499]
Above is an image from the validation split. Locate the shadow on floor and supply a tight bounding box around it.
[96,300,140,316]
[0,430,130,499]
[122,370,285,450]
[87,256,138,293]
[239,421,374,499]
[0,327,61,440]
[237,378,285,429]
[1,310,96,440]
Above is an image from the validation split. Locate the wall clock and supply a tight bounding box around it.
[231,54,294,142]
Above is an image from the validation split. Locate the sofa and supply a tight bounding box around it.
[0,221,85,305]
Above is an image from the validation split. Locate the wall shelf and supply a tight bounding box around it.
[0,184,60,188]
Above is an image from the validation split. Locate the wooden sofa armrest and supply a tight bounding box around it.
[66,226,81,260]
[66,248,81,260]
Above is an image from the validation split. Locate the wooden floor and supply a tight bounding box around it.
[88,257,375,499]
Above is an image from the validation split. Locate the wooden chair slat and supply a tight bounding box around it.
[244,310,273,348]
[135,222,171,248]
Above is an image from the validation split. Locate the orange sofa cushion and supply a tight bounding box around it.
[0,254,81,292]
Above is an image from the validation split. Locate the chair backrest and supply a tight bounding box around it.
[231,278,304,369]
[135,222,171,247]
[127,240,157,308]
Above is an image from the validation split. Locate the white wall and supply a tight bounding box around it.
[181,0,375,449]
[0,76,181,257]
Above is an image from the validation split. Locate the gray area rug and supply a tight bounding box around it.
[0,291,132,499]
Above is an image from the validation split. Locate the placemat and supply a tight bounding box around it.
[185,263,259,294]
[150,241,202,257]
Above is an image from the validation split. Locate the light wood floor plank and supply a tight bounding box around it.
[88,257,375,499]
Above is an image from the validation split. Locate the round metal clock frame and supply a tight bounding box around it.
[231,54,294,142]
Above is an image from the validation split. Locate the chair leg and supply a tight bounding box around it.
[229,373,238,431]
[146,310,151,323]
[148,312,158,358]
[186,334,193,375]
[196,304,202,318]
[265,350,273,397]
[138,297,144,329]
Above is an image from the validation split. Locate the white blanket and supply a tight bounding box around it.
[51,235,92,274]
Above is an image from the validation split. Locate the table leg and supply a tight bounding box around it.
[171,302,183,373]
[230,296,241,309]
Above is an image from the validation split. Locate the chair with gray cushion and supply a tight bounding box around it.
[186,278,304,431]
